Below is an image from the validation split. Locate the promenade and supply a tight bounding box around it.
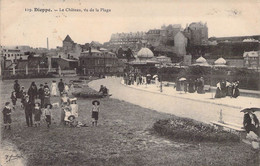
[89,78,260,125]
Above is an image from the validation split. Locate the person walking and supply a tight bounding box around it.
[23,96,33,127]
[51,80,58,96]
[13,80,21,98]
[2,102,12,130]
[58,79,65,96]
[28,82,38,104]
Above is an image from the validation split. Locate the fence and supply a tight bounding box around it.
[2,68,57,80]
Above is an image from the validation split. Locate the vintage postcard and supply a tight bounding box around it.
[1,0,260,165]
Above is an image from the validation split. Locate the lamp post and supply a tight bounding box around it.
[160,62,163,92]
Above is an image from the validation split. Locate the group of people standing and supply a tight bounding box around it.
[176,77,205,94]
[3,78,102,130]
[3,79,74,129]
[123,72,152,86]
[215,80,240,98]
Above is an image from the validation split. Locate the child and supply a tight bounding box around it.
[33,103,42,127]
[21,91,27,108]
[11,91,17,108]
[70,98,78,118]
[60,92,69,107]
[60,101,70,125]
[43,104,53,128]
[3,102,12,130]
[64,83,70,94]
[64,107,74,126]
[91,100,100,126]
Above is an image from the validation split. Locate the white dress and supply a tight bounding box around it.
[155,77,159,87]
[70,104,78,117]
[65,85,70,94]
[51,82,58,96]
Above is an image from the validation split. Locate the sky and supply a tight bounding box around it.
[1,0,260,48]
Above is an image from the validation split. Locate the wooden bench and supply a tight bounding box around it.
[210,121,247,139]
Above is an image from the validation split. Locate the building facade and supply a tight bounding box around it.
[79,49,124,75]
[109,32,146,45]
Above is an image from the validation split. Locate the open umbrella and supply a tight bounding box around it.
[240,107,260,113]
[179,77,186,81]
[153,75,158,78]
[147,74,151,76]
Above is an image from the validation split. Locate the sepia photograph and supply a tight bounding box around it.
[0,0,260,165]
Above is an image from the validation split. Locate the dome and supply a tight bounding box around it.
[195,56,207,63]
[137,48,154,58]
[214,57,226,65]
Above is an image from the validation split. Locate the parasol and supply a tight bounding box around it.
[179,77,186,81]
[147,74,151,76]
[240,107,260,113]
[153,75,158,78]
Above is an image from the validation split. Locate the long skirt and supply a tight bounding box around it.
[215,88,221,98]
[51,87,57,96]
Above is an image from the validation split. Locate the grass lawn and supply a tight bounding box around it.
[0,77,258,166]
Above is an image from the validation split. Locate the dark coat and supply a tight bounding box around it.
[38,88,44,99]
[58,82,65,91]
[28,86,38,102]
[23,100,33,113]
[14,83,20,92]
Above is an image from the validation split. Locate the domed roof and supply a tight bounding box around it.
[137,48,154,58]
[195,56,207,63]
[214,57,226,65]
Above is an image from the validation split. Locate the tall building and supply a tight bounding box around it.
[60,35,82,59]
[109,32,146,45]
[184,22,208,46]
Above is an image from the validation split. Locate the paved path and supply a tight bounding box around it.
[88,78,260,125]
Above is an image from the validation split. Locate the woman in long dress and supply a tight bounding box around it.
[64,83,70,94]
[215,82,222,98]
[51,80,58,96]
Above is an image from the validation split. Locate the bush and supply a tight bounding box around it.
[153,118,240,142]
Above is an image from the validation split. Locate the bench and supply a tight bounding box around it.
[210,121,247,139]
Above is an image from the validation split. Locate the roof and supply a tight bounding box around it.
[196,56,207,63]
[137,48,154,58]
[60,58,78,62]
[214,57,226,65]
[63,35,74,42]
[243,51,259,58]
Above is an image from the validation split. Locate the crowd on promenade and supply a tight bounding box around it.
[123,72,240,98]
[215,80,240,98]
[2,79,101,130]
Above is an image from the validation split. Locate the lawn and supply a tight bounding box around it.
[0,77,258,166]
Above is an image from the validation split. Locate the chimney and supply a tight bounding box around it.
[47,37,49,50]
